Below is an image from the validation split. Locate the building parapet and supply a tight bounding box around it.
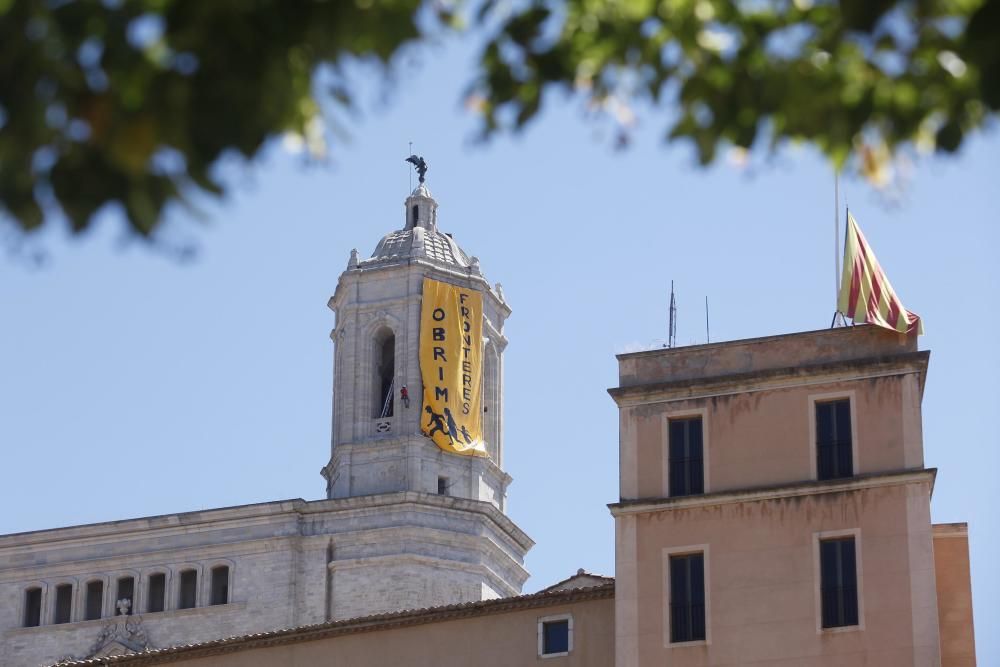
[0,492,534,564]
[609,350,929,406]
[614,325,920,390]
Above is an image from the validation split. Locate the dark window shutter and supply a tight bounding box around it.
[669,418,704,497]
[821,537,859,628]
[689,553,706,640]
[817,400,852,480]
[670,553,706,643]
[840,540,859,626]
[835,401,853,476]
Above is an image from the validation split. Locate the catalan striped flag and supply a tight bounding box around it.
[837,213,923,335]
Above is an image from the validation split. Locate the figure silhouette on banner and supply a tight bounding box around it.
[460,425,474,444]
[443,408,460,440]
[425,406,447,438]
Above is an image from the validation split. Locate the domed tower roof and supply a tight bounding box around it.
[357,182,476,271]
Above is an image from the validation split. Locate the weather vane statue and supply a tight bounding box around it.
[405,154,428,184]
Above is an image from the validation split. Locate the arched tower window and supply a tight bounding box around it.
[146,573,166,613]
[54,583,73,624]
[84,580,103,620]
[115,576,135,615]
[373,328,395,418]
[411,204,419,227]
[210,565,230,605]
[483,342,500,463]
[178,569,197,609]
[23,587,42,627]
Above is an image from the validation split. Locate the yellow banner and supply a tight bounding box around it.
[419,278,486,456]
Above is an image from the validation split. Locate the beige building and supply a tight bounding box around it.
[48,325,976,667]
[611,325,975,667]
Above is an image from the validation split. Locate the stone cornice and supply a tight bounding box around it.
[608,352,929,407]
[0,500,305,553]
[0,493,533,560]
[326,440,514,487]
[331,259,510,317]
[48,583,614,666]
[303,492,534,552]
[0,536,296,583]
[327,552,524,594]
[608,468,937,516]
[320,523,528,578]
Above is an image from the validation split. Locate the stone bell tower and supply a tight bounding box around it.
[318,163,531,619]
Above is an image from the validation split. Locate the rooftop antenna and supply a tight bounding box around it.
[408,141,413,191]
[667,280,677,348]
[705,296,710,343]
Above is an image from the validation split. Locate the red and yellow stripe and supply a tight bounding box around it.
[837,213,922,335]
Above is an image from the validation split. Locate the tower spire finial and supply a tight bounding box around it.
[405,154,428,184]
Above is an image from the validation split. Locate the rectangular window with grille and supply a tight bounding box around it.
[816,399,853,480]
[669,417,704,497]
[820,537,859,628]
[669,552,706,643]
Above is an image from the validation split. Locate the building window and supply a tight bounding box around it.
[54,583,73,624]
[147,573,166,613]
[816,399,853,480]
[669,417,704,497]
[437,476,449,495]
[537,614,573,657]
[210,566,230,605]
[411,204,419,226]
[669,553,706,643]
[85,580,104,621]
[178,569,197,610]
[373,329,395,418]
[820,537,859,628]
[115,576,135,615]
[23,587,42,628]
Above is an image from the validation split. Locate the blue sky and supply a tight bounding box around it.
[2,32,997,660]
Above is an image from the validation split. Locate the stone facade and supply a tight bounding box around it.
[0,182,532,667]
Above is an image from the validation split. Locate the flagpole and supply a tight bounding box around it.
[834,172,840,304]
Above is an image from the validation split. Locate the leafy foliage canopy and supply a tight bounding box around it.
[0,0,996,240]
